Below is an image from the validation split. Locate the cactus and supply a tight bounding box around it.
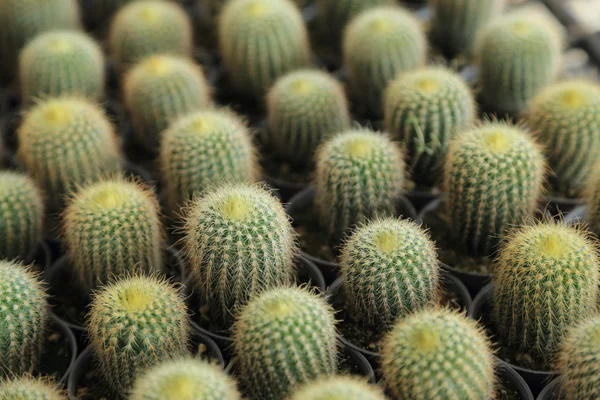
[493,222,600,366]
[384,66,476,187]
[429,0,506,56]
[88,275,190,396]
[124,55,212,152]
[339,218,440,327]
[289,376,386,400]
[343,6,427,117]
[0,0,81,83]
[160,109,259,215]
[109,0,192,73]
[584,162,600,235]
[233,287,337,400]
[0,260,48,378]
[183,183,297,324]
[475,13,563,116]
[0,376,66,400]
[265,69,351,165]
[16,97,124,214]
[381,308,495,399]
[443,122,546,257]
[219,0,311,99]
[527,80,600,197]
[0,172,44,262]
[63,178,163,292]
[19,30,105,103]
[129,358,240,400]
[315,128,405,242]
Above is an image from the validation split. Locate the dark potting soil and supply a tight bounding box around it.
[260,152,313,185]
[293,205,338,263]
[38,321,72,382]
[495,378,523,400]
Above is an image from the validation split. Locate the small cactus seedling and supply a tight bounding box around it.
[183,183,297,324]
[233,287,338,400]
[289,376,386,400]
[109,0,192,73]
[0,376,66,400]
[315,128,405,242]
[19,30,104,103]
[16,97,124,214]
[0,260,48,378]
[443,122,546,257]
[219,0,311,99]
[129,358,241,400]
[0,172,44,262]
[265,69,351,165]
[124,55,212,152]
[381,308,495,399]
[475,13,563,116]
[493,222,600,366]
[340,218,440,328]
[527,80,600,197]
[63,178,163,292]
[384,66,476,187]
[343,6,427,117]
[88,275,190,396]
[160,109,259,216]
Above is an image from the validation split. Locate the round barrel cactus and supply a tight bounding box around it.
[289,376,386,400]
[0,376,65,400]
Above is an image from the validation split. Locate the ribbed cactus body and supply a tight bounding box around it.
[289,376,386,400]
[0,376,66,400]
[493,223,600,365]
[130,358,241,400]
[584,163,600,234]
[17,97,124,214]
[527,80,600,197]
[0,172,43,262]
[183,184,297,324]
[124,55,212,152]
[266,69,351,165]
[219,0,311,99]
[443,122,546,257]
[476,13,563,115]
[0,260,48,378]
[340,218,440,327]
[315,129,405,242]
[343,6,427,117]
[160,109,259,215]
[233,287,337,400]
[381,308,495,399]
[88,276,190,396]
[384,67,476,187]
[110,0,192,72]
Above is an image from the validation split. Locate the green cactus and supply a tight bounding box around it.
[289,376,386,400]
[159,109,259,216]
[233,286,337,400]
[475,13,563,116]
[219,0,311,99]
[443,122,546,257]
[124,55,212,152]
[265,69,351,165]
[381,308,495,399]
[16,97,124,214]
[493,222,600,366]
[183,183,297,324]
[527,80,600,197]
[384,66,476,187]
[0,260,48,378]
[109,0,192,73]
[315,128,406,242]
[0,376,66,400]
[339,218,440,327]
[0,172,44,262]
[429,0,506,56]
[63,179,163,292]
[0,0,81,83]
[88,275,190,396]
[584,162,600,234]
[343,6,427,117]
[19,30,105,103]
[129,358,240,400]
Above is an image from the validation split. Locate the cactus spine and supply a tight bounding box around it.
[289,376,386,400]
[233,287,338,400]
[0,376,66,400]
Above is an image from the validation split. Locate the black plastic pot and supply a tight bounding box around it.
[42,309,78,387]
[536,379,562,400]
[543,195,584,217]
[406,188,441,213]
[496,362,536,400]
[470,284,559,396]
[563,204,587,225]
[262,174,309,203]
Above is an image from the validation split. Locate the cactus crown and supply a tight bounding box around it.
[0,376,66,400]
[289,375,386,400]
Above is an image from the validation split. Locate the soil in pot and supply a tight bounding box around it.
[38,312,77,386]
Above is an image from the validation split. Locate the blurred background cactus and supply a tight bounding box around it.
[584,162,600,235]
[0,376,66,400]
[289,376,386,400]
